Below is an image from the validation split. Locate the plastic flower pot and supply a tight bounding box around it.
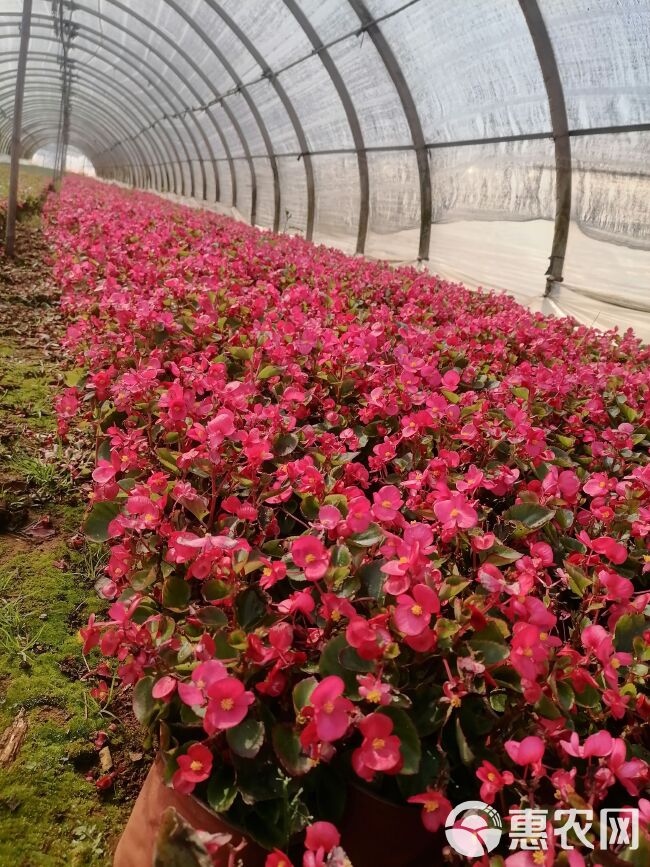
[338,782,441,867]
[113,758,441,867]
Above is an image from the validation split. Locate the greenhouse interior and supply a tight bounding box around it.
[0,2,648,866]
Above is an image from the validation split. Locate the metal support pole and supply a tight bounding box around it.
[5,0,33,258]
[518,0,572,296]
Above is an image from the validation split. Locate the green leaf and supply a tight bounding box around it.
[84,500,121,543]
[468,638,510,665]
[565,564,592,597]
[614,613,647,653]
[64,367,86,387]
[340,646,375,673]
[485,543,523,566]
[234,586,267,630]
[257,364,282,380]
[228,346,254,360]
[556,681,575,711]
[319,635,357,692]
[156,448,180,475]
[504,503,555,530]
[226,718,265,759]
[293,677,318,713]
[619,825,650,866]
[272,724,312,776]
[203,579,231,601]
[347,523,384,548]
[274,432,299,457]
[380,707,421,775]
[162,576,191,611]
[489,691,507,713]
[574,683,601,708]
[455,717,474,765]
[133,676,155,726]
[206,767,237,814]
[357,559,386,601]
[194,607,228,629]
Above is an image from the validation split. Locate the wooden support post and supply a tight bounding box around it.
[4,0,33,258]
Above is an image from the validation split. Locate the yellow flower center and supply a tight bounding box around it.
[424,801,439,813]
[305,553,315,563]
[372,738,385,750]
[487,772,496,782]
[262,567,272,576]
[220,697,234,711]
[450,508,459,517]
[331,609,341,622]
[145,513,154,523]
[533,853,545,865]
[540,632,548,641]
[411,604,423,616]
[190,760,203,772]
[523,648,533,657]
[611,658,621,669]
[399,556,409,564]
[382,499,392,508]
[366,689,381,703]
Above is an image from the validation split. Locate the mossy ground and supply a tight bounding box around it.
[0,216,140,866]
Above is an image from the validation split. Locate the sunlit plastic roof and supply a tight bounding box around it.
[1,1,649,336]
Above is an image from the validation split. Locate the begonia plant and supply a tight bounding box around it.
[48,178,649,866]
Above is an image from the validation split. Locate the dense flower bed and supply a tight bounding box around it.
[47,177,649,866]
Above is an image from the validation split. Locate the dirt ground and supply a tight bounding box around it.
[0,215,147,867]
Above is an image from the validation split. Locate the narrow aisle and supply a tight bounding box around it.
[0,216,140,867]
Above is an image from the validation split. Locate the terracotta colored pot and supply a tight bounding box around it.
[113,759,266,867]
[114,758,441,867]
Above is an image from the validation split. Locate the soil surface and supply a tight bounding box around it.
[0,215,147,866]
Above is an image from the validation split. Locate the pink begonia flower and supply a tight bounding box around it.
[178,660,227,707]
[476,761,514,804]
[259,559,287,590]
[408,790,452,833]
[203,676,254,734]
[357,674,391,706]
[346,496,372,533]
[433,493,478,529]
[560,731,613,758]
[609,738,650,795]
[92,459,117,485]
[371,485,402,522]
[319,593,355,624]
[152,675,176,702]
[590,535,628,564]
[304,822,340,867]
[206,408,235,449]
[265,851,293,867]
[471,532,495,551]
[318,504,342,529]
[291,536,330,581]
[277,588,315,615]
[393,584,440,635]
[505,736,545,767]
[172,742,213,794]
[352,713,401,780]
[309,675,353,742]
[583,471,612,496]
